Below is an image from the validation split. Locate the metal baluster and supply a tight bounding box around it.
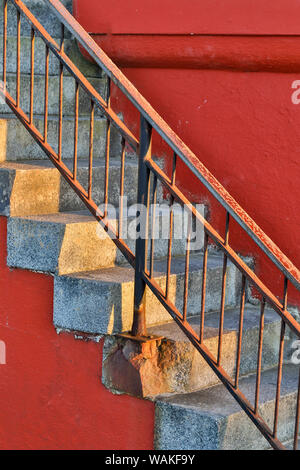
[118,137,125,238]
[73,80,79,180]
[234,275,246,388]
[149,174,157,278]
[254,298,266,412]
[183,213,192,323]
[217,212,230,365]
[273,277,288,438]
[16,10,21,107]
[165,153,177,298]
[88,100,95,200]
[29,28,35,124]
[131,115,152,337]
[104,76,111,217]
[199,231,208,343]
[44,45,49,142]
[58,23,64,161]
[3,0,7,86]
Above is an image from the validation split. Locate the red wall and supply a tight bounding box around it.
[74,0,300,306]
[0,217,154,450]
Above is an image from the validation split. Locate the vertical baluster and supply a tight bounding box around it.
[104,76,111,217]
[29,28,35,124]
[44,45,49,142]
[165,197,174,299]
[58,24,64,162]
[88,100,95,200]
[73,80,79,180]
[182,213,192,323]
[166,153,177,298]
[234,275,246,389]
[149,174,157,278]
[273,277,288,438]
[199,231,208,343]
[217,212,230,365]
[3,0,7,86]
[294,370,300,450]
[254,298,266,412]
[118,137,125,238]
[16,10,21,107]
[131,115,152,337]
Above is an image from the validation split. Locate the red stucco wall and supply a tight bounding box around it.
[74,0,300,306]
[0,217,154,449]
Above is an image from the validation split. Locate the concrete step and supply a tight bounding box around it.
[53,254,241,334]
[0,115,121,160]
[0,0,73,38]
[2,73,106,116]
[102,305,281,398]
[0,159,139,216]
[0,35,102,77]
[7,204,193,274]
[155,363,299,450]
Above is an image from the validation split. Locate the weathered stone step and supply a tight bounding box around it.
[155,363,299,450]
[2,73,106,116]
[102,305,281,398]
[7,204,193,274]
[53,254,241,334]
[0,0,72,38]
[0,35,101,77]
[0,159,139,216]
[0,115,121,160]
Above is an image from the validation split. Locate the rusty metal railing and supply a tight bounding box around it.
[2,0,300,450]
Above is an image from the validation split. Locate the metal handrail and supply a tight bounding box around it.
[45,0,300,292]
[2,0,300,450]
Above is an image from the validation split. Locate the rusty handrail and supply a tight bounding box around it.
[43,0,300,291]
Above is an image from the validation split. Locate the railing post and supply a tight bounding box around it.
[131,115,152,337]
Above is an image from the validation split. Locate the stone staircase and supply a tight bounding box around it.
[0,0,299,450]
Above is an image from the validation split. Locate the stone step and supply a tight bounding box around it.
[2,73,106,116]
[7,204,195,274]
[53,254,241,334]
[0,0,73,38]
[0,35,102,77]
[102,305,281,398]
[0,159,139,216]
[155,363,299,450]
[0,115,121,160]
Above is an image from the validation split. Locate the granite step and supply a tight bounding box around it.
[1,73,106,116]
[7,202,196,274]
[102,304,281,398]
[0,115,121,160]
[155,363,299,450]
[0,159,140,216]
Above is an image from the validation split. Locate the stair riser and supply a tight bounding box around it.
[53,262,240,334]
[1,74,106,116]
[7,209,193,274]
[155,391,298,450]
[102,307,281,397]
[0,0,73,38]
[0,36,102,77]
[0,162,139,216]
[0,116,121,160]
